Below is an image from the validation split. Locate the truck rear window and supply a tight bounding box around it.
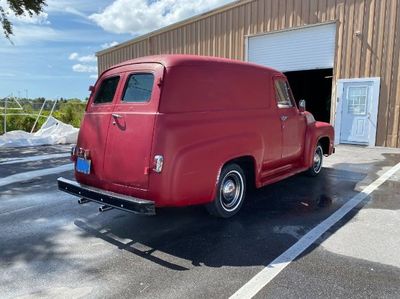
[93,76,120,104]
[122,73,154,103]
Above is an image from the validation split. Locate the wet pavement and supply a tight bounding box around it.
[0,145,399,298]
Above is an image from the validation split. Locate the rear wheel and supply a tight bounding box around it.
[307,143,323,177]
[206,163,246,218]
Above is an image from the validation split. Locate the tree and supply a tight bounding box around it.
[0,0,47,40]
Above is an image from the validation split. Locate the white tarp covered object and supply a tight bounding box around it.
[0,116,79,148]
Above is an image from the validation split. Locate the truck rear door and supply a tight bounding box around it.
[76,69,122,183]
[102,63,164,190]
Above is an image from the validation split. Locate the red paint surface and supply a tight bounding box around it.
[75,55,334,207]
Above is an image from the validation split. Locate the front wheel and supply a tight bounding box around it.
[206,163,246,218]
[306,143,324,177]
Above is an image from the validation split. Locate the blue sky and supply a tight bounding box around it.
[0,0,232,100]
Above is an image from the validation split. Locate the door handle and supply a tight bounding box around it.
[280,115,288,122]
[112,113,123,119]
[112,113,123,126]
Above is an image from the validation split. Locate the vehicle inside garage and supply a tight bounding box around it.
[285,68,333,123]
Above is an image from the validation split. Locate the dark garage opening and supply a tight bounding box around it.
[285,68,333,123]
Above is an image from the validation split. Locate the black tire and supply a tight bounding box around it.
[306,143,324,177]
[206,163,246,218]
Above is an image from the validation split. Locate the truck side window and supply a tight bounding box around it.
[123,73,154,103]
[93,76,120,104]
[274,79,294,108]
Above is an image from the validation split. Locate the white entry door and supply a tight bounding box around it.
[335,78,380,146]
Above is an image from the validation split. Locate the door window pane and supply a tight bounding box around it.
[274,79,294,108]
[93,76,120,104]
[347,86,367,115]
[123,73,154,103]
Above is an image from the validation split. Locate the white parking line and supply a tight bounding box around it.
[0,153,70,165]
[230,161,400,299]
[0,164,74,187]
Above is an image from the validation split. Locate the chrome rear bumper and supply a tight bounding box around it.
[57,177,156,215]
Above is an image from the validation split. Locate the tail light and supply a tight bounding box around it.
[153,155,164,173]
[84,149,90,159]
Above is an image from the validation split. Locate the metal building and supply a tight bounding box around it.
[96,0,400,148]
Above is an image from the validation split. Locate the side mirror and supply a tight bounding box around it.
[299,99,306,112]
[88,85,95,93]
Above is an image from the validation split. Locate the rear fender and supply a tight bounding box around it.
[151,132,263,207]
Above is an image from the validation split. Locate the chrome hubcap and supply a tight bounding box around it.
[222,180,237,201]
[220,171,243,211]
[313,147,323,173]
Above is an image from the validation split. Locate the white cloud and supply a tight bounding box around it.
[69,52,97,62]
[78,54,97,63]
[67,44,101,77]
[5,25,59,45]
[45,0,111,17]
[89,0,233,35]
[72,64,98,73]
[0,25,114,46]
[69,52,79,60]
[101,41,119,49]
[12,12,50,25]
[46,0,110,13]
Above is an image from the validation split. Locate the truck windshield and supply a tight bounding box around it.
[274,79,294,108]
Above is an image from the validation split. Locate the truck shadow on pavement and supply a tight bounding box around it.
[73,164,372,271]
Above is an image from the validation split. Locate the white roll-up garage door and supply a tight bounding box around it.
[247,23,336,72]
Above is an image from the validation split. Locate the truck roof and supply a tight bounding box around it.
[110,54,280,74]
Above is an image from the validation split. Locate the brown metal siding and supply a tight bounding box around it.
[97,0,400,148]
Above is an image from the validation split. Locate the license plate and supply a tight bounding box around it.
[76,157,91,174]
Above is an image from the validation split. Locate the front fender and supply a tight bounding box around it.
[304,121,334,168]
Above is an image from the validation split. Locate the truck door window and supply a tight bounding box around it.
[274,79,294,108]
[123,73,154,103]
[93,76,120,104]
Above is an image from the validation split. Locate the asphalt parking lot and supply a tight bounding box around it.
[1,145,400,298]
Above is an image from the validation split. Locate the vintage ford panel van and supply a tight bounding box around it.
[58,55,334,218]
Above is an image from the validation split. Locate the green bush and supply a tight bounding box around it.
[0,115,36,133]
[0,99,87,134]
